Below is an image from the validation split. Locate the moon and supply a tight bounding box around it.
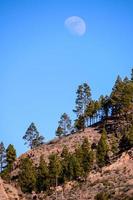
[64,16,86,36]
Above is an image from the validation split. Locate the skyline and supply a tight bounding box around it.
[0,0,133,155]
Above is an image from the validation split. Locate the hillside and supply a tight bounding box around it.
[47,148,133,200]
[0,177,20,200]
[0,127,132,200]
[12,128,101,177]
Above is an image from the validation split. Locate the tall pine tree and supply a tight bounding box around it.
[97,128,108,167]
[19,157,36,193]
[23,122,44,149]
[56,113,72,137]
[74,83,91,117]
[36,155,49,192]
[6,144,16,170]
[48,153,62,187]
[81,138,94,176]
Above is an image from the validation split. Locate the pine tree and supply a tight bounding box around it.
[56,113,72,137]
[0,142,6,173]
[60,146,70,182]
[56,126,64,137]
[68,153,83,180]
[99,95,111,119]
[0,144,16,181]
[81,138,94,176]
[97,128,108,167]
[120,81,133,113]
[74,83,91,117]
[123,76,129,83]
[110,75,124,116]
[36,155,49,192]
[120,125,133,151]
[6,144,16,171]
[19,157,36,193]
[85,100,95,126]
[48,153,62,186]
[74,115,85,132]
[110,134,119,154]
[110,77,133,116]
[93,100,100,123]
[75,145,83,166]
[23,122,44,149]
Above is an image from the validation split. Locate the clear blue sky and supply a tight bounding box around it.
[0,0,133,156]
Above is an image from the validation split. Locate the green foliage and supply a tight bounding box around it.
[5,68,133,195]
[23,122,44,149]
[61,138,94,181]
[97,128,108,167]
[100,95,111,118]
[74,83,91,117]
[120,125,133,151]
[60,146,70,182]
[19,157,36,193]
[110,134,119,154]
[56,126,64,137]
[48,153,62,186]
[81,138,94,175]
[68,154,83,180]
[6,144,16,166]
[95,192,109,200]
[36,155,49,192]
[56,113,72,137]
[0,144,16,181]
[85,100,95,126]
[0,166,11,181]
[111,76,133,115]
[74,115,85,131]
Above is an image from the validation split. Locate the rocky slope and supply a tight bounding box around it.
[0,177,21,200]
[1,128,133,200]
[48,148,133,200]
[12,128,101,177]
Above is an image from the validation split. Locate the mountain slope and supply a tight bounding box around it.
[0,177,21,200]
[1,127,133,200]
[12,127,100,177]
[46,148,133,200]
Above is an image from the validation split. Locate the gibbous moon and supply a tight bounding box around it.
[64,16,86,36]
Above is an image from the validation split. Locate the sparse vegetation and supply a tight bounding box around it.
[1,68,133,199]
[95,192,109,200]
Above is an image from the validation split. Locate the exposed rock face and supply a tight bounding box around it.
[0,178,20,200]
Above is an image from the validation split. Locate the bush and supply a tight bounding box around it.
[95,192,109,200]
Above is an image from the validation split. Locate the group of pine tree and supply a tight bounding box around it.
[0,69,133,196]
